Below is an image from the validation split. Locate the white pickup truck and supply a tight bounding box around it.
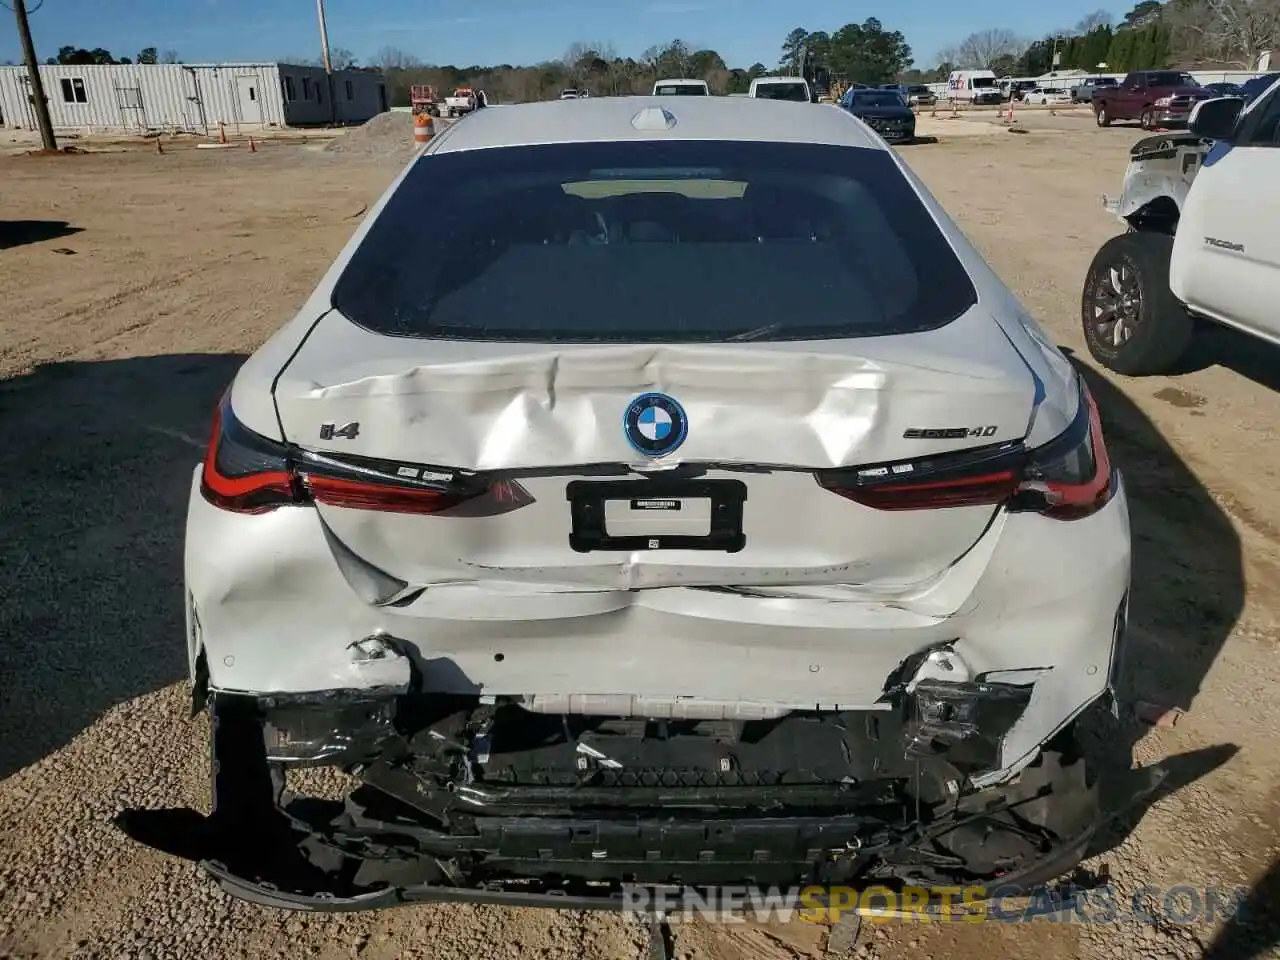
[652,78,709,96]
[443,88,477,117]
[1080,76,1280,375]
[747,76,813,103]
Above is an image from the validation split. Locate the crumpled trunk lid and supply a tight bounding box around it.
[271,307,1044,592]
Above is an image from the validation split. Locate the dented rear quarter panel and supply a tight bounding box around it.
[1106,134,1209,224]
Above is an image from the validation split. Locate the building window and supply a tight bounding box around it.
[302,77,313,100]
[283,76,296,101]
[345,79,354,100]
[60,77,88,103]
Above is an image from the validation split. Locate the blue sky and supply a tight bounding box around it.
[2,0,1121,71]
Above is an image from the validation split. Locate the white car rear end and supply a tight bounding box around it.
[748,77,813,102]
[653,78,710,96]
[121,97,1131,915]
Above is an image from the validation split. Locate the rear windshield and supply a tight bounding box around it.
[655,84,708,95]
[852,92,906,107]
[752,82,809,101]
[1145,72,1198,87]
[331,141,978,343]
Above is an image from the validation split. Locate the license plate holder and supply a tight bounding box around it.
[567,479,747,553]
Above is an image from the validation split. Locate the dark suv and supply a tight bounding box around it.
[1092,70,1213,129]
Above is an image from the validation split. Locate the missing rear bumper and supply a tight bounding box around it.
[117,677,1102,912]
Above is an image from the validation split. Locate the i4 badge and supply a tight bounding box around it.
[623,393,688,458]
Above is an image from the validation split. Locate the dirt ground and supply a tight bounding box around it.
[1,121,1278,960]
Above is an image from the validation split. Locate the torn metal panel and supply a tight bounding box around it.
[115,689,1103,911]
[1103,135,1210,226]
[185,456,1129,787]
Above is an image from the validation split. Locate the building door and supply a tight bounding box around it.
[115,85,147,132]
[235,75,263,124]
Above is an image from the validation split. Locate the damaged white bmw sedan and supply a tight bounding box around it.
[119,97,1131,912]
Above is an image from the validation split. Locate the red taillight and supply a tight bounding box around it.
[200,396,484,516]
[200,399,297,514]
[301,474,474,514]
[823,468,1020,510]
[816,439,1025,511]
[1011,380,1114,520]
[815,377,1115,520]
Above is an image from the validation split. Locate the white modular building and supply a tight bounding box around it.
[0,62,389,134]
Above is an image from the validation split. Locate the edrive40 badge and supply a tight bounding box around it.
[624,392,688,458]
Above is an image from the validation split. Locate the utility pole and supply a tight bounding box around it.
[12,0,57,150]
[315,0,336,124]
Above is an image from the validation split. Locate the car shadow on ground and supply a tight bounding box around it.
[0,352,245,778]
[0,219,83,250]
[1173,324,1280,394]
[1064,356,1243,855]
[1201,854,1280,959]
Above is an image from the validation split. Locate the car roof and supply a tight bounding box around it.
[655,78,707,84]
[432,96,884,153]
[753,76,807,83]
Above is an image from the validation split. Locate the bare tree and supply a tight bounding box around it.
[1075,9,1115,32]
[329,47,358,70]
[562,41,618,89]
[562,40,593,75]
[955,28,1029,69]
[160,49,180,64]
[372,46,422,71]
[1175,0,1280,67]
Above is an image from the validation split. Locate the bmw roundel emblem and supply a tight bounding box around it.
[624,392,688,458]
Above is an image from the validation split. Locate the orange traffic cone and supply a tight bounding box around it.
[218,122,227,144]
[156,137,164,154]
[414,113,435,145]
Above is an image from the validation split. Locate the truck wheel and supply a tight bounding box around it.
[1081,232,1193,376]
[1095,105,1111,127]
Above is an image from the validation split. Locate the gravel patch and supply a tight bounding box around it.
[323,112,420,165]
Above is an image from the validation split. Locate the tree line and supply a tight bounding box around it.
[930,0,1277,80]
[44,45,179,66]
[370,23,913,107]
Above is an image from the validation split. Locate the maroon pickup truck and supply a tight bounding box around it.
[1093,70,1215,130]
